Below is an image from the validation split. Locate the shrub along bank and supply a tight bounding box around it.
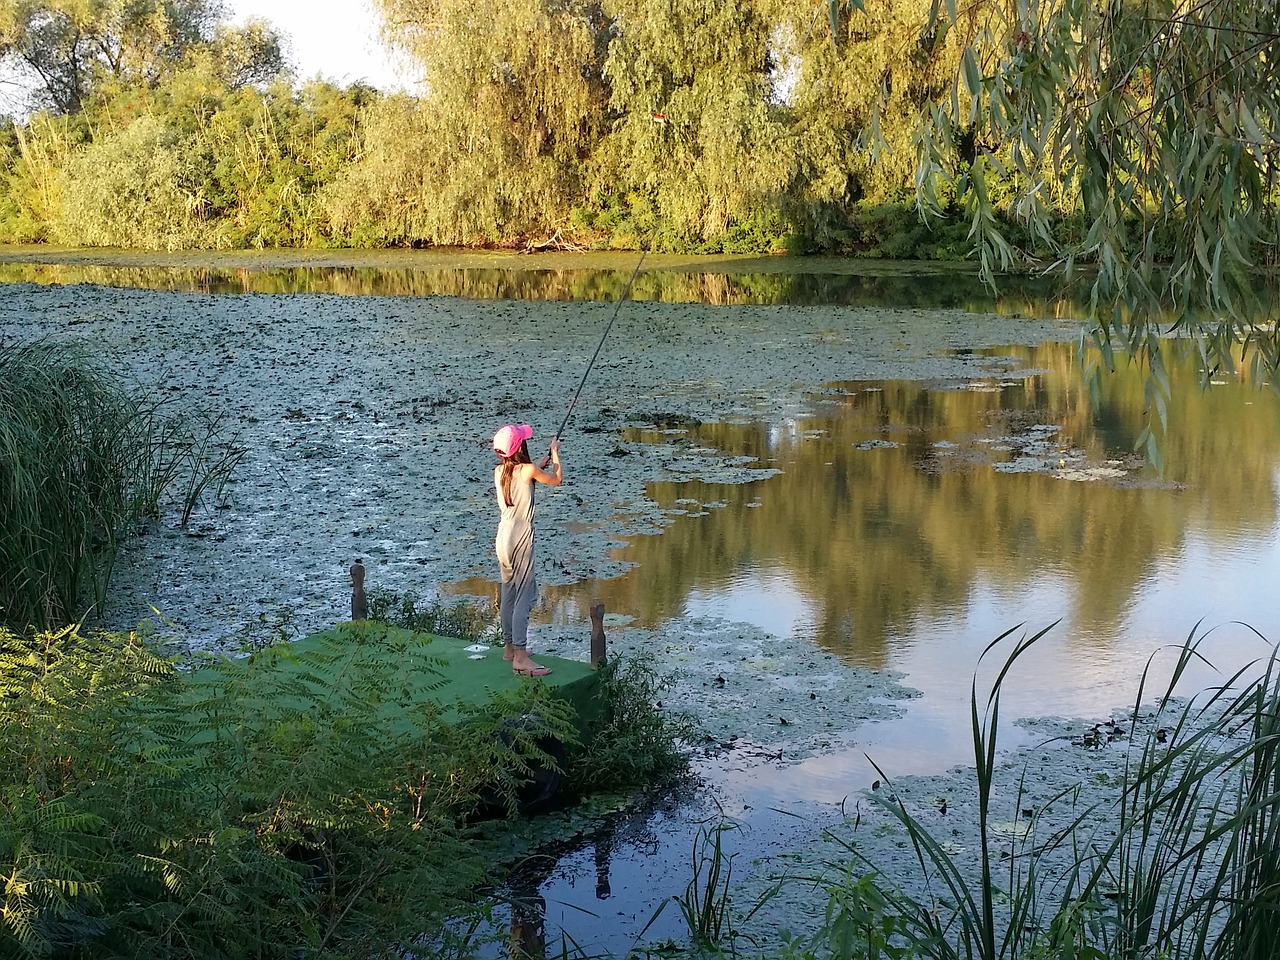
[0,0,1040,257]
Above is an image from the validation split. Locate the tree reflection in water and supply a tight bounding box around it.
[547,341,1280,672]
[0,257,1079,311]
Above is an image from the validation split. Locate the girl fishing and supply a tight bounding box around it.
[492,423,562,676]
[489,246,640,676]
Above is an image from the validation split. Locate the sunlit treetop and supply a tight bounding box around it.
[0,0,282,113]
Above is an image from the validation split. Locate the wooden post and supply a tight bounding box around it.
[350,560,367,621]
[590,602,606,669]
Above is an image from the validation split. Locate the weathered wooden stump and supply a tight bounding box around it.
[350,560,367,621]
[590,601,607,669]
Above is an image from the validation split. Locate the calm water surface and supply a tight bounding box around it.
[520,340,1280,955]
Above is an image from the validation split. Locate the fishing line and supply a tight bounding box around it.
[554,248,648,442]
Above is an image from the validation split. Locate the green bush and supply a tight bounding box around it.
[572,654,696,791]
[51,116,206,249]
[0,622,582,958]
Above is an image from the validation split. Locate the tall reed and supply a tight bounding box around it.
[810,624,1280,960]
[677,820,740,948]
[0,340,244,630]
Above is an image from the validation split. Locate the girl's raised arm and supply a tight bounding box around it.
[531,438,562,486]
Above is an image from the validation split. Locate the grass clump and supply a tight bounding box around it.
[366,588,499,642]
[0,339,244,631]
[573,654,696,792]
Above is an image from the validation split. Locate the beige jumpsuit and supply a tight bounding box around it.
[495,467,537,649]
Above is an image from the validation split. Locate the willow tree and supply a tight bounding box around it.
[772,0,987,252]
[590,0,795,249]
[0,0,226,114]
[842,0,1280,392]
[364,0,609,244]
[51,114,206,247]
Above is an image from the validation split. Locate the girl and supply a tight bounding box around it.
[492,423,562,676]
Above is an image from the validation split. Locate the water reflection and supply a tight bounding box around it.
[546,342,1280,694]
[0,255,1082,312]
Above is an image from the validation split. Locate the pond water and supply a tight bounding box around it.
[493,339,1280,955]
[4,249,1278,956]
[545,341,1280,757]
[0,247,1079,310]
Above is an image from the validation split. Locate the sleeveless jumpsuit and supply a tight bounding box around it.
[495,466,537,650]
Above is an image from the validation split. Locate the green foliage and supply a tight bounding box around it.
[191,78,369,248]
[0,118,22,231]
[0,621,586,958]
[0,0,231,114]
[0,0,1006,255]
[675,819,739,948]
[52,114,204,247]
[589,0,794,249]
[320,94,432,247]
[0,339,244,630]
[572,653,694,791]
[366,588,499,643]
[0,65,371,248]
[899,0,1280,382]
[11,0,1275,311]
[0,112,84,242]
[774,870,918,960]
[355,0,609,245]
[846,202,971,260]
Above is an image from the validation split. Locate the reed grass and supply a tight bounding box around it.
[677,819,740,948]
[0,340,244,631]
[805,624,1280,960]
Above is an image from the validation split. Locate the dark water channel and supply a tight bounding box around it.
[5,251,1279,956]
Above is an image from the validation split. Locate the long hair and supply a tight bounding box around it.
[499,440,532,507]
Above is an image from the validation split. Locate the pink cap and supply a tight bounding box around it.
[493,423,533,457]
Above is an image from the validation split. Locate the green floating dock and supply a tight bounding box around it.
[203,622,605,734]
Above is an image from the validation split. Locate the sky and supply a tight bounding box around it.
[224,0,416,91]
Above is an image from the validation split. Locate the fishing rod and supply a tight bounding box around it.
[554,113,670,444]
[554,248,648,443]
